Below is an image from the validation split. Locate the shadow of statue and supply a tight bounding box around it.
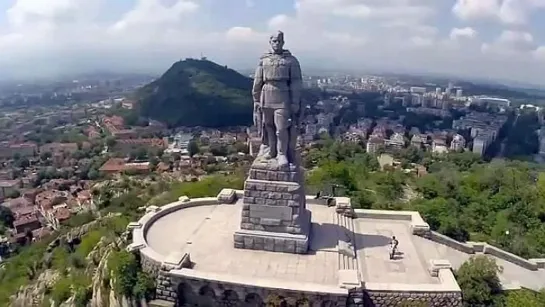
[309,222,392,251]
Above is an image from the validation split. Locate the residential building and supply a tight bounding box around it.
[472,136,488,156]
[0,180,21,199]
[35,190,69,211]
[432,138,448,154]
[539,128,545,155]
[410,134,424,148]
[111,138,167,155]
[366,137,384,154]
[40,142,79,154]
[0,142,37,159]
[385,133,405,150]
[99,158,151,175]
[450,134,466,152]
[13,215,41,234]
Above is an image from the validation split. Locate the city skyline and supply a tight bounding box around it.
[0,0,544,84]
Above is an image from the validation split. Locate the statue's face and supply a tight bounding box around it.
[269,36,284,53]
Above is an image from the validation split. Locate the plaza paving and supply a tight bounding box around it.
[146,201,340,286]
[355,218,437,284]
[145,200,545,290]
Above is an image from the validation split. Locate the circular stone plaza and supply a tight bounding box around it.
[127,189,545,307]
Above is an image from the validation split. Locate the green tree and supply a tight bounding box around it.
[506,289,545,307]
[106,137,117,147]
[456,256,503,307]
[109,251,140,297]
[73,287,92,307]
[14,157,30,169]
[133,272,155,300]
[210,143,228,156]
[0,207,14,228]
[87,168,100,180]
[40,151,52,161]
[51,277,72,305]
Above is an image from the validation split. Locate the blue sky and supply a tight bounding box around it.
[0,0,544,84]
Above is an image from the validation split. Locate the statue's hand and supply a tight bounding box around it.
[253,103,261,126]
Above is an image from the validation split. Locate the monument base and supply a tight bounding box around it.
[234,210,311,254]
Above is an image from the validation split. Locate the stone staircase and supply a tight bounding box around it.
[335,212,358,271]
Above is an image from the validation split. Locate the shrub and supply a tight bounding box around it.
[51,277,72,305]
[456,256,503,307]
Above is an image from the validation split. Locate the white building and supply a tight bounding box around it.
[472,136,488,156]
[456,89,463,98]
[410,87,426,94]
[432,138,448,154]
[539,128,545,155]
[366,137,384,154]
[470,96,511,108]
[450,134,466,152]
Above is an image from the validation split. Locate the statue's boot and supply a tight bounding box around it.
[258,144,269,157]
[276,126,289,167]
[264,123,277,160]
[276,154,288,167]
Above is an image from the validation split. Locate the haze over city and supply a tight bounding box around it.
[0,0,544,84]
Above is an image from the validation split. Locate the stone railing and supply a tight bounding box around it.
[128,195,222,278]
[355,209,545,273]
[354,209,430,235]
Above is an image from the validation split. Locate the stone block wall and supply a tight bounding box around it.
[233,232,308,253]
[141,252,162,279]
[171,274,348,307]
[361,290,462,307]
[242,179,307,234]
[248,158,303,182]
[155,269,177,302]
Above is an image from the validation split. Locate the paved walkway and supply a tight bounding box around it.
[354,218,436,284]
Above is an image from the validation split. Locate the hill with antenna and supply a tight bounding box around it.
[135,58,253,128]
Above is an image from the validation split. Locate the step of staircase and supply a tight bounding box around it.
[335,212,358,271]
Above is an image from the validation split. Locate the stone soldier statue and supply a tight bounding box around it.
[252,31,303,167]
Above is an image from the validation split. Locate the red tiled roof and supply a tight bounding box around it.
[54,208,71,221]
[99,158,150,172]
[13,215,38,227]
[40,142,78,153]
[116,138,165,147]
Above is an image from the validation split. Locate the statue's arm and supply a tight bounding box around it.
[289,57,303,112]
[252,60,264,106]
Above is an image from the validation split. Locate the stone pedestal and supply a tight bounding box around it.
[234,156,310,254]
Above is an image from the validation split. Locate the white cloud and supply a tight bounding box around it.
[482,30,536,56]
[452,0,500,21]
[450,27,478,40]
[410,36,434,47]
[452,0,545,24]
[0,0,544,84]
[225,27,265,43]
[534,47,545,61]
[110,0,199,32]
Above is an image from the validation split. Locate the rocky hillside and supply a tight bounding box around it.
[135,58,253,128]
[8,214,153,307]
